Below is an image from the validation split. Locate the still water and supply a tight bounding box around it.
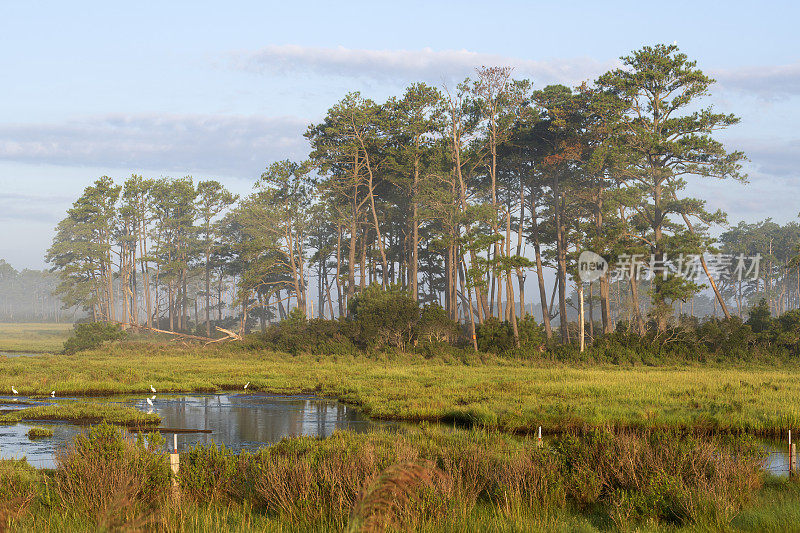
[0,393,383,469]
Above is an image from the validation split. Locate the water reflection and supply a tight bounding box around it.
[0,422,82,469]
[0,393,383,469]
[763,440,793,477]
[135,393,379,452]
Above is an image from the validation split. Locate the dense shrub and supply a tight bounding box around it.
[0,425,768,531]
[246,286,461,355]
[63,322,126,354]
[54,422,170,529]
[244,310,357,356]
[475,317,514,353]
[0,459,39,525]
[414,303,460,344]
[238,289,800,363]
[348,284,420,349]
[179,443,238,501]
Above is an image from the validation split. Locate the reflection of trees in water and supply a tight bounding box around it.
[155,394,374,452]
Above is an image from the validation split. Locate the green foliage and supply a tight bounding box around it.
[26,426,53,439]
[0,401,160,426]
[54,422,171,527]
[476,317,515,353]
[8,425,768,531]
[180,443,238,502]
[747,299,772,334]
[63,322,126,354]
[244,314,357,356]
[348,284,420,349]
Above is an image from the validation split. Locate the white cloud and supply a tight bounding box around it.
[689,136,800,224]
[735,137,800,178]
[0,192,71,223]
[0,113,308,178]
[714,62,800,100]
[232,45,616,86]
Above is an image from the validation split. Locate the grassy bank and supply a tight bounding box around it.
[0,323,72,353]
[2,343,800,436]
[0,401,160,427]
[0,423,774,532]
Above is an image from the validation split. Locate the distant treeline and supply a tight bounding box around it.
[43,44,800,344]
[0,260,78,323]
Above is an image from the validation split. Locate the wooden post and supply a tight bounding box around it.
[537,426,543,448]
[792,444,797,477]
[170,434,180,497]
[578,282,585,352]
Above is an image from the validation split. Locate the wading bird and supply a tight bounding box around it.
[51,391,55,398]
[146,396,154,407]
[244,382,250,390]
[150,385,156,393]
[11,386,18,395]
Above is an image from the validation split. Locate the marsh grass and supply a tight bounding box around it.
[53,423,170,530]
[2,342,800,435]
[26,426,53,439]
[0,425,772,532]
[0,401,160,426]
[0,322,72,353]
[0,458,38,528]
[732,476,800,531]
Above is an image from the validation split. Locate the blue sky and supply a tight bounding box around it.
[1,0,799,268]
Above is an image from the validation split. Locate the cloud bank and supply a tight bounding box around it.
[232,45,616,87]
[0,192,72,223]
[0,114,308,178]
[714,61,800,100]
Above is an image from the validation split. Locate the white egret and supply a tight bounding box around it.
[244,382,250,390]
[11,386,18,395]
[150,384,156,393]
[51,391,55,398]
[146,396,154,407]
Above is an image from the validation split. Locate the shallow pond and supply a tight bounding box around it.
[0,392,794,477]
[0,393,383,468]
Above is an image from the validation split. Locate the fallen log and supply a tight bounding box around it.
[128,427,213,434]
[112,322,240,344]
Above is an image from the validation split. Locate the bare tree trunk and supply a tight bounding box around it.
[205,249,211,336]
[628,264,645,335]
[680,212,731,319]
[578,281,585,352]
[554,187,568,342]
[588,281,594,340]
[506,210,519,346]
[336,223,345,317]
[530,196,552,339]
[410,153,420,301]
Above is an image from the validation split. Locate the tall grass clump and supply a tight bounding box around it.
[54,422,170,530]
[348,461,451,533]
[0,425,773,531]
[175,427,765,531]
[0,459,39,528]
[555,428,764,529]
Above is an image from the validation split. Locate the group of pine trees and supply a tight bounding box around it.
[45,44,797,343]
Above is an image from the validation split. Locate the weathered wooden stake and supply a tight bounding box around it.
[170,434,180,499]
